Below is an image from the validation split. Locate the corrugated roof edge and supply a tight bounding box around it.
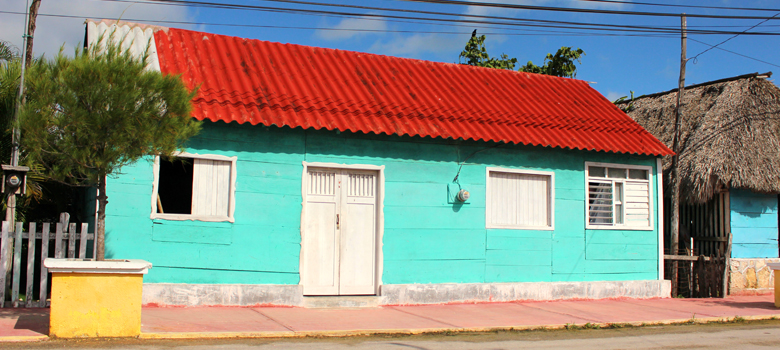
[207,118,670,157]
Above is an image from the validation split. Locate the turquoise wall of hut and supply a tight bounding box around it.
[105,121,661,285]
[730,190,779,258]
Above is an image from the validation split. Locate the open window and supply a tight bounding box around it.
[151,153,237,222]
[586,162,652,230]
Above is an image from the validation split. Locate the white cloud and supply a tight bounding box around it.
[368,33,468,58]
[0,0,193,58]
[464,0,631,17]
[606,91,626,101]
[315,16,388,41]
[465,0,538,17]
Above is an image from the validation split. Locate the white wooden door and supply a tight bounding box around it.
[302,168,377,296]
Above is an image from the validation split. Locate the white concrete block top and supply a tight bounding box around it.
[767,262,780,271]
[44,258,152,274]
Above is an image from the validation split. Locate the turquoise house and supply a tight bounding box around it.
[89,20,673,306]
[623,72,780,295]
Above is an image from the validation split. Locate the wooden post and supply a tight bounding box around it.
[24,0,41,68]
[78,223,88,259]
[56,213,69,259]
[670,14,687,297]
[67,223,76,259]
[723,232,732,298]
[54,223,63,259]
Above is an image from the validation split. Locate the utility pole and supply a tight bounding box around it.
[670,14,687,297]
[5,0,34,225]
[23,0,41,69]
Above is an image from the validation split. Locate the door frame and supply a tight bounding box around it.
[300,161,385,296]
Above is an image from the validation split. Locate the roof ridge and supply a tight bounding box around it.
[85,19,170,33]
[165,26,586,84]
[626,71,773,102]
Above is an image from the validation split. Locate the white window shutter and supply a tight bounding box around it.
[488,171,550,228]
[624,181,650,227]
[192,159,231,217]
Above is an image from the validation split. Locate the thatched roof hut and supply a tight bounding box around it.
[619,72,780,203]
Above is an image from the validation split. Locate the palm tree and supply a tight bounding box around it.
[0,40,20,64]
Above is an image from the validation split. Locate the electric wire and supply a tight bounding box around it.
[99,0,780,36]
[3,0,778,69]
[689,38,780,69]
[572,0,780,12]
[0,10,677,38]
[395,0,780,20]
[691,11,780,60]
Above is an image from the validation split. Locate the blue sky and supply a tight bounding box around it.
[1,0,779,100]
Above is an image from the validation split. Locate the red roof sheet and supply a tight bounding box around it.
[152,27,672,156]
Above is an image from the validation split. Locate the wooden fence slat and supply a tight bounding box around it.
[39,223,50,308]
[0,222,9,308]
[67,223,76,259]
[11,222,22,307]
[54,224,63,259]
[25,223,36,307]
[78,223,88,259]
[0,218,91,308]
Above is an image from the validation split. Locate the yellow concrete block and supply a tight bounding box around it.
[775,270,780,308]
[49,273,144,338]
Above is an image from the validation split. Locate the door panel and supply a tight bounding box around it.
[339,173,377,295]
[302,170,340,296]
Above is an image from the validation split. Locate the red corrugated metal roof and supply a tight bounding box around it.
[152,27,672,156]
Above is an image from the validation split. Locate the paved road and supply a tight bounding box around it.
[6,320,780,349]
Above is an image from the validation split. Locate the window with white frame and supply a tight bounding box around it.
[486,168,554,229]
[151,153,237,222]
[586,163,651,229]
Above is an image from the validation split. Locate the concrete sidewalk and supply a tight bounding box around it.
[0,295,778,341]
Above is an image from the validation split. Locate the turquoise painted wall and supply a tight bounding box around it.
[106,121,660,285]
[730,189,779,258]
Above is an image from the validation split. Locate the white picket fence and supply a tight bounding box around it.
[0,215,93,308]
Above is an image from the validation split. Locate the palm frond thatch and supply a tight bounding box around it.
[618,72,780,203]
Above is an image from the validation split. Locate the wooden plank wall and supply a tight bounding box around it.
[729,189,779,258]
[681,192,730,257]
[105,121,662,286]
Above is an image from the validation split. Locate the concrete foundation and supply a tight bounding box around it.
[142,284,304,306]
[730,258,780,295]
[381,280,670,305]
[143,280,671,307]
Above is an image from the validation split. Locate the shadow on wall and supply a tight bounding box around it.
[193,120,653,175]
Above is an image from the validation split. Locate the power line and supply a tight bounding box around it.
[3,3,777,69]
[691,11,780,60]
[102,0,780,36]
[689,38,780,69]
[250,0,780,33]
[395,0,780,20]
[0,10,676,38]
[573,0,780,12]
